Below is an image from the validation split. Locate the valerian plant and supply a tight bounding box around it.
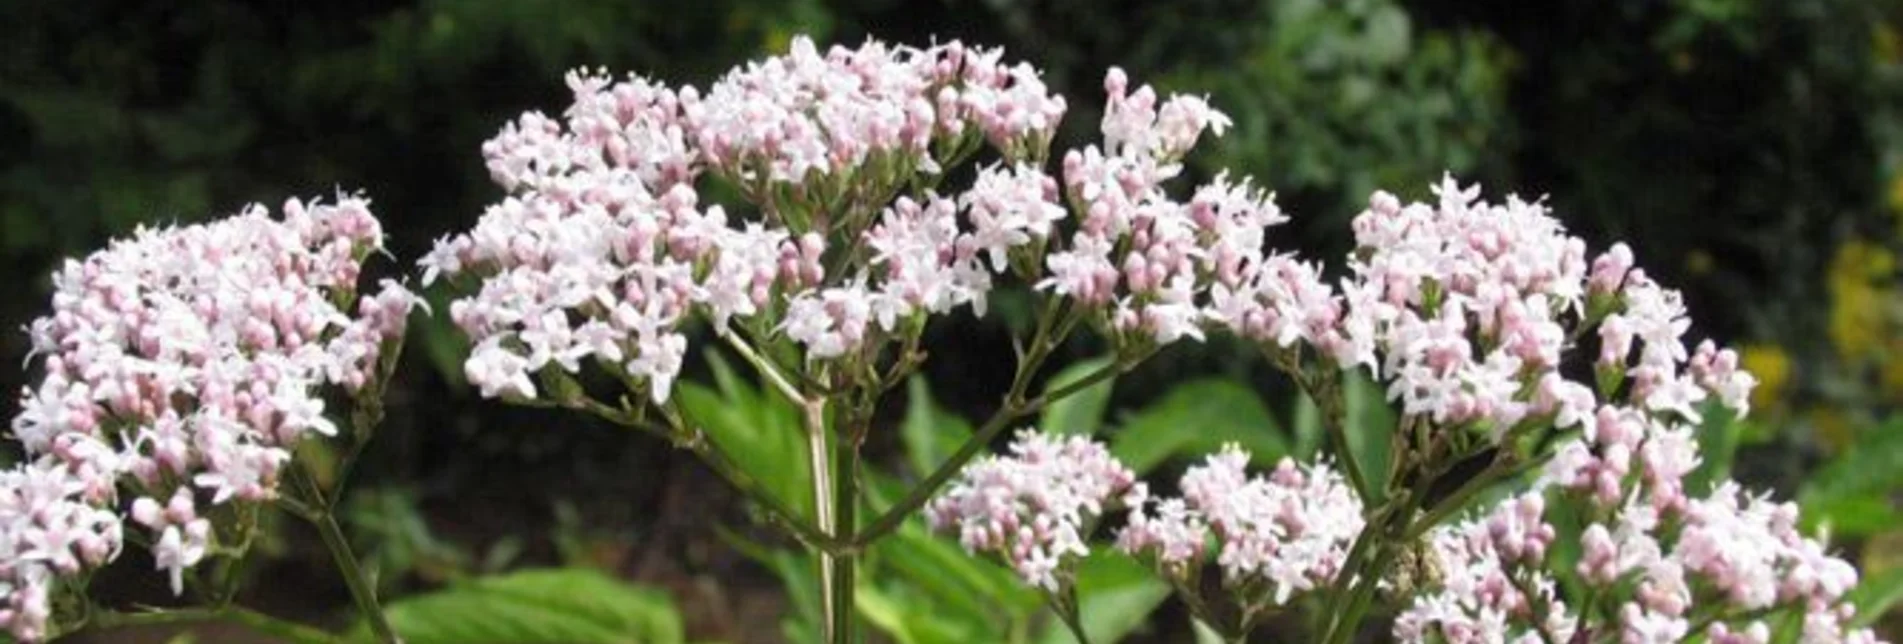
[1,34,1889,644]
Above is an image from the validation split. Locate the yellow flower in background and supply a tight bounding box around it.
[1878,22,1903,66]
[1827,238,1894,360]
[1890,172,1903,219]
[1739,343,1790,413]
[1884,337,1903,402]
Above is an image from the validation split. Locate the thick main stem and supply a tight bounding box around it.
[804,399,843,643]
[830,420,861,643]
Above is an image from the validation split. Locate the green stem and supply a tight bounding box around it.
[650,400,844,552]
[1322,479,1432,644]
[313,508,395,644]
[829,413,863,644]
[1048,587,1092,644]
[804,398,844,644]
[88,605,342,644]
[1403,455,1519,542]
[722,326,808,406]
[291,465,396,644]
[1271,351,1369,502]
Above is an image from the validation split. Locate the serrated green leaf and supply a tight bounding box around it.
[1040,357,1116,436]
[363,568,683,644]
[675,353,812,520]
[1110,378,1286,475]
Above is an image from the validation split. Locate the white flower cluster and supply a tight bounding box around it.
[0,461,122,641]
[1119,448,1364,605]
[428,36,1076,400]
[6,196,415,640]
[1367,179,1871,642]
[1207,176,1755,440]
[1402,478,1876,644]
[926,430,1138,591]
[1044,69,1288,347]
[1395,493,1575,644]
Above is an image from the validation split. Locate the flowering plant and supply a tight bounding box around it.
[422,35,1257,643]
[3,34,1887,644]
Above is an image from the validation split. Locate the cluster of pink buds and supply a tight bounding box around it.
[1120,448,1364,605]
[687,37,1064,184]
[0,460,122,641]
[927,430,1138,591]
[430,37,1079,398]
[6,195,415,640]
[1362,180,1872,642]
[1043,69,1291,348]
[1402,480,1875,643]
[1395,493,1576,643]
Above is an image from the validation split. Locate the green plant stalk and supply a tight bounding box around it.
[1048,586,1092,644]
[1403,455,1519,542]
[829,415,863,644]
[1267,349,1369,500]
[627,399,850,552]
[291,463,397,644]
[88,605,341,644]
[1322,477,1432,644]
[313,506,395,643]
[804,397,842,643]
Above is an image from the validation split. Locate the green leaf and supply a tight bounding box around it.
[1850,566,1903,627]
[1802,495,1903,538]
[1036,552,1171,644]
[1040,357,1117,436]
[1340,372,1395,503]
[416,311,469,391]
[857,583,986,644]
[902,377,974,477]
[718,529,821,644]
[704,350,760,412]
[1799,417,1903,537]
[1291,390,1323,460]
[1191,617,1225,644]
[363,568,684,644]
[874,520,1042,620]
[675,350,813,520]
[1110,379,1287,475]
[1685,400,1741,497]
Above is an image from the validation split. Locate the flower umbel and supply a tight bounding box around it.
[5,195,416,640]
[928,430,1137,591]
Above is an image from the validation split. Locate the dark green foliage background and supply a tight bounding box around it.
[3,0,1899,638]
